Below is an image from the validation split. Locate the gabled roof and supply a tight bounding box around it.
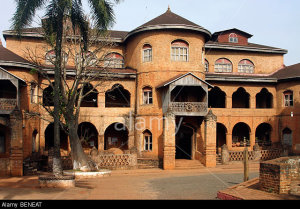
[157,72,213,89]
[0,66,26,84]
[124,8,211,42]
[212,28,253,38]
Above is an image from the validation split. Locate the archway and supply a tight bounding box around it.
[232,122,251,147]
[104,123,128,150]
[255,123,272,147]
[44,123,68,151]
[217,123,227,153]
[105,84,130,107]
[232,87,250,108]
[175,125,194,159]
[77,83,98,107]
[78,122,99,149]
[208,87,226,108]
[256,88,273,108]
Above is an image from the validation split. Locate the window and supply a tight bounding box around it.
[238,59,254,73]
[215,58,232,73]
[30,82,38,103]
[283,91,293,107]
[143,86,153,105]
[76,51,97,67]
[104,53,124,68]
[143,44,152,62]
[229,33,238,43]
[171,40,189,62]
[204,59,209,72]
[45,50,68,65]
[143,130,152,151]
[0,132,5,154]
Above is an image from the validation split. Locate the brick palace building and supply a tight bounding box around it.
[0,8,299,176]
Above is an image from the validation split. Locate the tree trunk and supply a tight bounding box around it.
[68,119,96,171]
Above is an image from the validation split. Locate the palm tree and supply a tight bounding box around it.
[12,0,121,175]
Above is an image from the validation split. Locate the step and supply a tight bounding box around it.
[175,160,204,169]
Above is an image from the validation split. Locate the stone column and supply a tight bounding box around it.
[98,134,105,151]
[163,111,176,170]
[9,110,23,176]
[204,110,217,168]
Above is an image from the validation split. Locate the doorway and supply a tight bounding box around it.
[175,125,194,159]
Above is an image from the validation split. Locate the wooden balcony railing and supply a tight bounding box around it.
[0,98,17,111]
[169,102,207,114]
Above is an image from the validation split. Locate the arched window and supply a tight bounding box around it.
[43,83,54,106]
[238,59,254,74]
[143,44,152,62]
[171,40,189,62]
[105,84,130,107]
[143,130,152,151]
[45,50,68,65]
[204,59,209,72]
[283,90,293,107]
[229,33,238,43]
[215,58,232,73]
[142,86,153,105]
[208,87,226,108]
[76,51,97,67]
[104,52,124,68]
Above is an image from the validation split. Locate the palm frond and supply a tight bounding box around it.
[11,0,46,35]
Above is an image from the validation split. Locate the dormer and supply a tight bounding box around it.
[212,28,253,46]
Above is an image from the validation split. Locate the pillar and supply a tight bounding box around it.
[163,111,176,170]
[9,110,23,176]
[98,134,104,151]
[204,110,217,168]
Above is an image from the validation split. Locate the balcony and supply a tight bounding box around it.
[0,98,17,114]
[169,102,208,116]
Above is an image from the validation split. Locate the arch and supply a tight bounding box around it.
[208,86,226,108]
[142,86,153,105]
[104,52,124,68]
[255,123,272,147]
[217,123,227,153]
[77,83,98,107]
[104,123,129,150]
[143,129,153,151]
[282,127,292,147]
[214,58,232,73]
[232,122,251,147]
[44,123,68,151]
[105,84,131,107]
[232,87,250,108]
[256,88,273,108]
[171,39,189,62]
[238,59,255,73]
[0,80,17,99]
[175,124,194,159]
[43,83,54,106]
[32,129,38,153]
[0,124,9,154]
[78,122,99,149]
[143,44,152,62]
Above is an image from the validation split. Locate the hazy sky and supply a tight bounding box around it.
[0,0,299,66]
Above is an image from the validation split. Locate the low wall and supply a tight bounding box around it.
[91,154,137,170]
[229,149,281,162]
[259,156,300,194]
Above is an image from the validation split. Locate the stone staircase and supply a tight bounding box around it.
[175,159,205,170]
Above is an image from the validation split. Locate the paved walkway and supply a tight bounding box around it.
[0,162,297,200]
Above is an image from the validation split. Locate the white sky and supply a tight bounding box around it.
[0,0,299,66]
